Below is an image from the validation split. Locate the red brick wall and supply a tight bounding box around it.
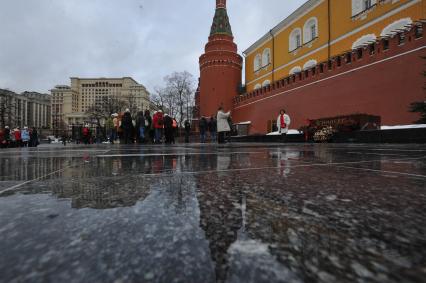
[233,27,426,134]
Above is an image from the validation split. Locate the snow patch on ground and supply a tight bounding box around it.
[267,130,300,136]
[235,121,251,125]
[381,124,426,130]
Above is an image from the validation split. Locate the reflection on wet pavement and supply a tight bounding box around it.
[0,143,425,283]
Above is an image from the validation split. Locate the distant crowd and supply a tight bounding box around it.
[69,107,236,145]
[0,126,39,148]
[0,106,272,148]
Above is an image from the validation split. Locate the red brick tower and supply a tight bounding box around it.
[199,0,242,117]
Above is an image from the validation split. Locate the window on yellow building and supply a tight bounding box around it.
[262,49,271,67]
[303,17,318,44]
[352,0,377,17]
[289,28,302,52]
[253,54,262,72]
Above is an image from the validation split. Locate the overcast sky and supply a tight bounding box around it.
[0,0,306,94]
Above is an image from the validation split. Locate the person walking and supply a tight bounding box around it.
[184,120,191,143]
[277,109,291,142]
[153,110,164,144]
[121,109,134,144]
[217,107,231,144]
[112,113,119,143]
[209,116,217,142]
[163,114,173,144]
[30,128,39,147]
[144,110,153,143]
[135,111,146,144]
[21,127,30,147]
[4,126,10,147]
[172,118,178,144]
[82,125,90,144]
[62,131,68,146]
[199,117,207,143]
[14,128,22,147]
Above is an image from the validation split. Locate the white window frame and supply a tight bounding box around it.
[303,17,318,44]
[253,54,262,72]
[289,28,302,52]
[262,48,271,67]
[352,0,377,17]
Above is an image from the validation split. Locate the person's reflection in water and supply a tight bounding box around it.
[196,152,242,282]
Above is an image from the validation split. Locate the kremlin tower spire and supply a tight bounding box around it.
[216,0,226,9]
[198,0,242,117]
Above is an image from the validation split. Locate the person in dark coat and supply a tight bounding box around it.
[163,114,174,144]
[184,120,191,143]
[135,111,146,144]
[30,128,39,147]
[199,117,208,143]
[121,109,134,144]
[144,110,153,143]
[4,126,10,147]
[209,116,217,142]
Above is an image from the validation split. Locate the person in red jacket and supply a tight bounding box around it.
[153,110,164,144]
[14,128,22,147]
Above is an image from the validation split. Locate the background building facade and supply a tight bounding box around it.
[198,0,425,134]
[0,89,51,129]
[51,77,151,130]
[244,0,425,91]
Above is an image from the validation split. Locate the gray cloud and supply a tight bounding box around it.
[0,0,305,93]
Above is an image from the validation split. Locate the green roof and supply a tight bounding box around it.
[210,8,233,37]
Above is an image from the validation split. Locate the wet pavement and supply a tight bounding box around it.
[0,143,425,283]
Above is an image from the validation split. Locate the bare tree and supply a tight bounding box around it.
[0,90,16,128]
[151,87,166,111]
[151,86,177,117]
[86,96,127,126]
[123,93,139,118]
[166,71,194,126]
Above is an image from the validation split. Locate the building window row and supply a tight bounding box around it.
[352,0,377,18]
[254,48,271,72]
[289,17,318,52]
[82,83,122,88]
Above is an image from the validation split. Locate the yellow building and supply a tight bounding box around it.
[244,0,426,91]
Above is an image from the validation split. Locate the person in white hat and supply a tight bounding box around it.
[21,126,30,147]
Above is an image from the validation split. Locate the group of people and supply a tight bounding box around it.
[198,107,233,144]
[198,115,217,143]
[0,126,39,148]
[106,109,187,145]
